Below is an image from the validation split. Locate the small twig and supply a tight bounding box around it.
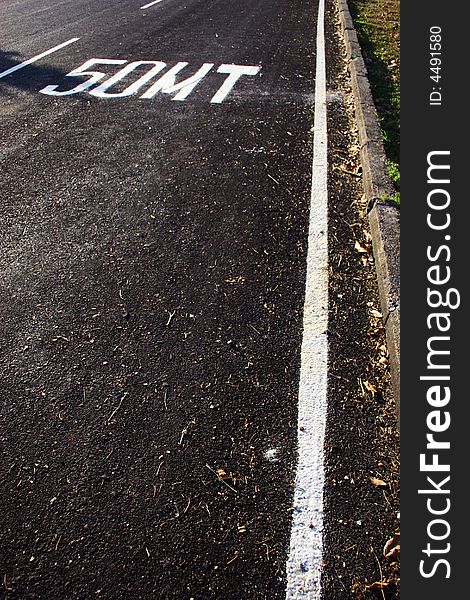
[107,393,128,424]
[262,543,270,560]
[165,310,176,326]
[227,553,239,565]
[358,378,365,396]
[205,464,238,494]
[161,383,169,409]
[3,574,13,592]
[382,488,392,507]
[371,545,387,600]
[335,165,362,177]
[256,536,273,545]
[54,335,70,342]
[267,173,280,185]
[179,419,195,445]
[153,483,163,498]
[333,566,348,594]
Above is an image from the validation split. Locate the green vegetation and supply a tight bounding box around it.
[348,0,400,200]
[387,160,400,205]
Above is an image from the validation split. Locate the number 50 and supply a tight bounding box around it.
[40,59,167,97]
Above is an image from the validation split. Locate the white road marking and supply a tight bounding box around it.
[38,57,261,102]
[140,62,214,100]
[90,60,166,98]
[210,64,261,104]
[140,0,163,9]
[0,38,80,80]
[285,0,328,597]
[40,59,127,96]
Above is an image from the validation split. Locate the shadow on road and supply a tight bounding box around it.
[0,50,81,98]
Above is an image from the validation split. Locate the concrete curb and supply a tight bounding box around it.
[336,0,401,418]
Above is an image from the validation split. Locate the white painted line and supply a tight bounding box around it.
[0,38,80,80]
[285,0,328,597]
[140,0,163,9]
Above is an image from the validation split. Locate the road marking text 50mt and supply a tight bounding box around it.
[39,59,261,103]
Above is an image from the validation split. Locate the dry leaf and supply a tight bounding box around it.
[370,477,387,488]
[365,580,391,591]
[354,240,369,254]
[370,309,383,318]
[384,532,401,559]
[364,380,378,394]
[217,468,236,482]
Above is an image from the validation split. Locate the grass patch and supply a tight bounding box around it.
[348,0,400,196]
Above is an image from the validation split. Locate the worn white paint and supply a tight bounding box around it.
[285,0,328,597]
[0,38,80,80]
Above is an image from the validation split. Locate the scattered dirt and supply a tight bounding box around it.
[320,1,400,597]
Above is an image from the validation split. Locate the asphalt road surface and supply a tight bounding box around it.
[1,1,399,598]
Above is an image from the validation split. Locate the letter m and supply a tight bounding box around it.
[427,151,450,184]
[427,336,450,370]
[140,62,214,101]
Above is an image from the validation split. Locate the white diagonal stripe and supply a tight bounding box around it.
[0,38,80,80]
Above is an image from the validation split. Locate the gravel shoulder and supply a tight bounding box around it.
[320,1,400,597]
